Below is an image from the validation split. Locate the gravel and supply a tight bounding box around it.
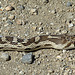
[67,2,72,7]
[8,15,15,20]
[16,19,22,25]
[17,5,25,11]
[0,53,10,61]
[68,23,74,27]
[30,8,38,15]
[0,0,75,75]
[7,20,13,25]
[21,52,33,64]
[5,6,14,11]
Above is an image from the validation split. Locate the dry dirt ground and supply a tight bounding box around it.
[0,0,75,75]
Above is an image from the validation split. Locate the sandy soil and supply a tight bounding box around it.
[0,0,75,75]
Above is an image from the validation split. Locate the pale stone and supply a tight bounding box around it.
[16,19,22,25]
[8,15,15,20]
[5,6,14,11]
[30,9,38,15]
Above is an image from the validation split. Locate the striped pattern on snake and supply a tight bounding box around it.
[0,34,74,52]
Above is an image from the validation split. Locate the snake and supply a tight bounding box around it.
[0,34,75,52]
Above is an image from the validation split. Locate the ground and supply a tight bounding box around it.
[0,0,75,75]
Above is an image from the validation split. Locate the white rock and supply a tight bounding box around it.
[63,49,67,53]
[50,23,54,25]
[68,23,74,27]
[56,55,62,60]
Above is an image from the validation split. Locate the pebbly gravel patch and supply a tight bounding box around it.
[0,0,75,75]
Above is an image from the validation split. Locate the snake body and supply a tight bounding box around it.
[0,34,75,52]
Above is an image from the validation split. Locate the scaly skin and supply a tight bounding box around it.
[0,34,74,52]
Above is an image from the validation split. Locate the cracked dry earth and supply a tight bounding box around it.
[0,0,75,75]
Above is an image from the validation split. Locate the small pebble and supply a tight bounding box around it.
[66,20,72,24]
[42,0,49,4]
[0,5,3,11]
[32,26,37,31]
[56,29,61,33]
[46,32,49,35]
[68,23,74,27]
[4,23,9,27]
[17,5,25,10]
[8,15,15,20]
[7,20,13,25]
[30,9,38,15]
[67,2,72,7]
[61,30,67,34]
[56,55,62,60]
[16,19,22,25]
[37,61,41,65]
[51,10,56,14]
[39,22,43,25]
[50,23,54,25]
[5,6,14,11]
[63,49,67,53]
[2,17,7,21]
[48,69,54,73]
[0,53,10,61]
[19,71,24,75]
[21,52,33,64]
